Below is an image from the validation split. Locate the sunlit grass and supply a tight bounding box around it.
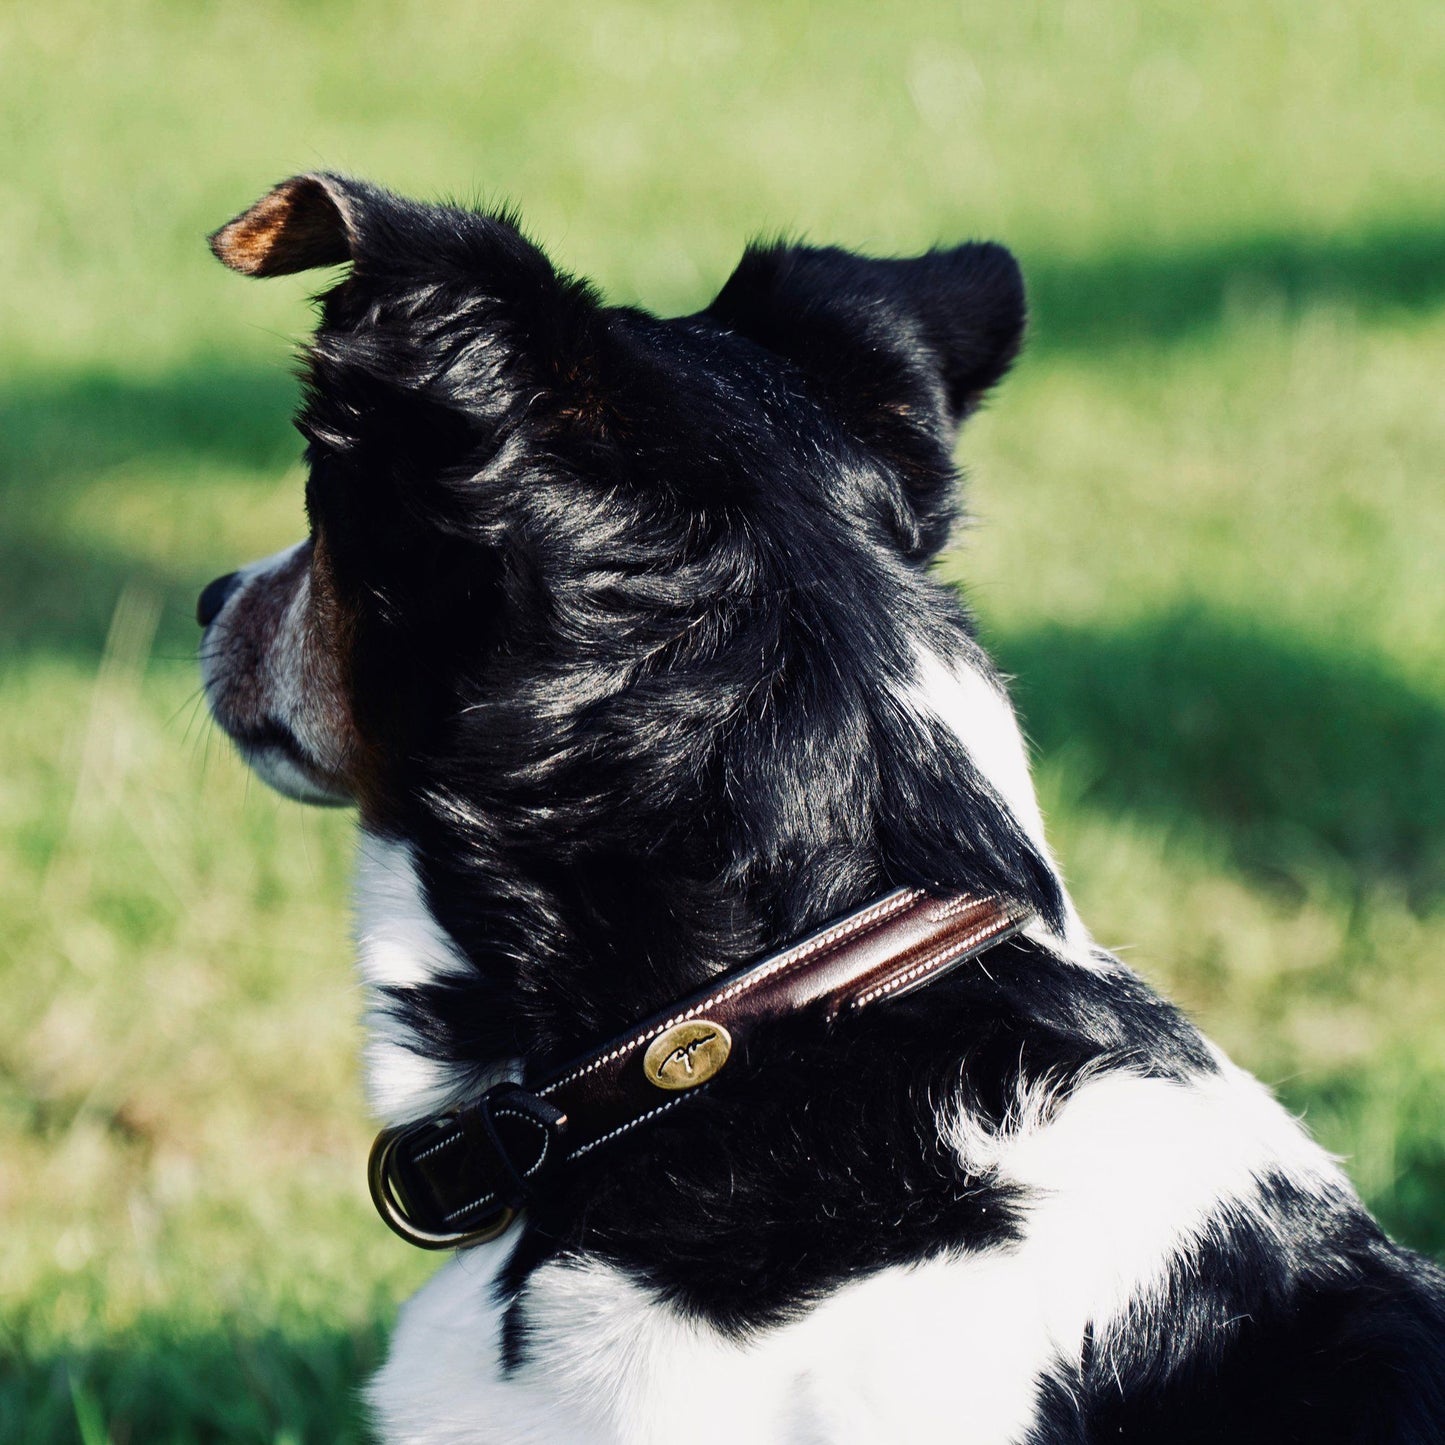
[3,0,1443,1439]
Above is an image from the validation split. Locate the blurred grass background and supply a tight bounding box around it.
[2,1,1442,1439]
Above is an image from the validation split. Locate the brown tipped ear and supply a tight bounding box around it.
[208,174,356,277]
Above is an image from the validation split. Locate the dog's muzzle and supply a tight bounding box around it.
[197,541,355,806]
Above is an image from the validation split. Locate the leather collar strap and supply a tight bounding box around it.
[369,888,1030,1249]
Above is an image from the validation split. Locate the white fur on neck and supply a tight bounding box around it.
[354,830,497,1125]
[901,641,1091,954]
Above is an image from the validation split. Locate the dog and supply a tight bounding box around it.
[199,174,1445,1444]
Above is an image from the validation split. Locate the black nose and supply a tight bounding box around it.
[197,572,242,627]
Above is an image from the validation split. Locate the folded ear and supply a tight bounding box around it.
[209,173,378,277]
[707,240,1026,437]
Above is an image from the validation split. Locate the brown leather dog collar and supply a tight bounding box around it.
[369,888,1031,1249]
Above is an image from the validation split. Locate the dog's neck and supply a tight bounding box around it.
[353,638,1089,1126]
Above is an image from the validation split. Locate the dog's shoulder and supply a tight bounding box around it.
[368,993,1445,1444]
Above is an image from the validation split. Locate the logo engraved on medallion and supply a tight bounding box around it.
[642,1019,732,1091]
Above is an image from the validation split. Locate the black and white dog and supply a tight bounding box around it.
[199,174,1445,1443]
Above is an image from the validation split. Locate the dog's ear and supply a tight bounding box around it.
[708,241,1026,437]
[209,174,369,277]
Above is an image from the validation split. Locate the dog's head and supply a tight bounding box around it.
[200,174,1055,1048]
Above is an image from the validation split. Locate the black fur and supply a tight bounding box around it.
[1027,1198,1445,1443]
[227,176,1445,1438]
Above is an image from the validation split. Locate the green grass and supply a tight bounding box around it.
[3,1,1443,1439]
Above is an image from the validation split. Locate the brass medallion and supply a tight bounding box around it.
[642,1019,732,1091]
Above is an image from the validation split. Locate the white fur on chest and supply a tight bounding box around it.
[367,1063,1346,1445]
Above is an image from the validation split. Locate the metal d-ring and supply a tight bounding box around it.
[367,1124,517,1250]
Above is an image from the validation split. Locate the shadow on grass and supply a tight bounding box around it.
[0,530,203,668]
[1025,220,1445,353]
[0,211,1438,489]
[0,359,302,667]
[0,361,300,487]
[995,609,1445,907]
[2,215,1441,667]
[1,1317,386,1445]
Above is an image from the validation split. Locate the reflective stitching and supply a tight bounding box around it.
[927,894,988,924]
[441,1108,554,1223]
[414,1131,462,1165]
[541,889,924,1098]
[848,910,1022,1010]
[571,1095,691,1157]
[495,1109,555,1179]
